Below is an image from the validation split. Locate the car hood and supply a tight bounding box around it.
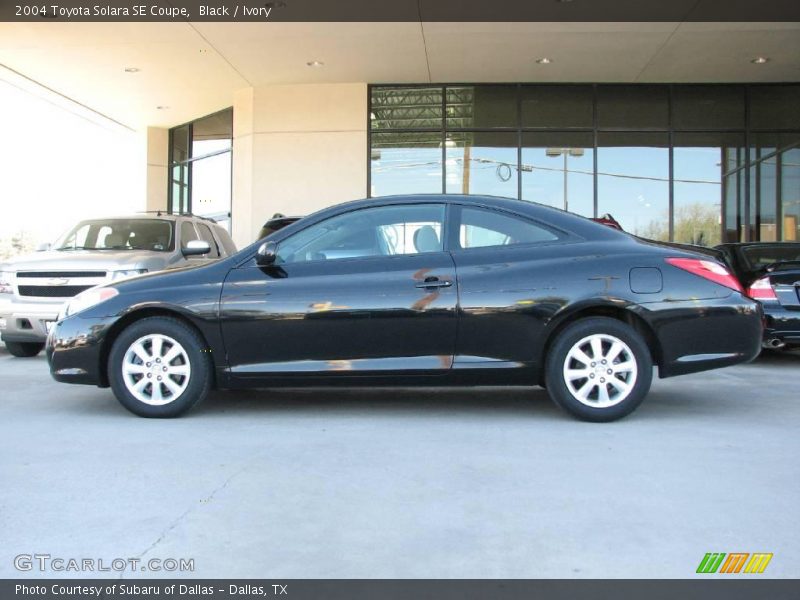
[1,249,177,272]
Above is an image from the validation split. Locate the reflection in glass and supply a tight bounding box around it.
[759,157,777,242]
[522,132,594,217]
[191,153,232,227]
[520,85,593,129]
[171,164,189,214]
[597,133,669,239]
[192,109,233,158]
[370,132,442,196]
[445,132,517,197]
[782,148,800,241]
[371,87,442,130]
[447,85,517,129]
[672,133,742,246]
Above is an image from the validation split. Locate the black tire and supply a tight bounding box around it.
[108,317,212,418]
[5,341,45,358]
[545,317,653,422]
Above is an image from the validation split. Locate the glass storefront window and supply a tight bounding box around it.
[521,132,594,217]
[673,133,743,247]
[445,132,518,197]
[672,86,745,130]
[782,147,800,241]
[371,86,442,131]
[168,108,233,231]
[596,86,669,130]
[370,132,442,196]
[447,85,517,129]
[368,84,800,243]
[597,132,669,239]
[521,85,593,129]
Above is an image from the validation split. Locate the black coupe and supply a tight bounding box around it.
[47,195,762,421]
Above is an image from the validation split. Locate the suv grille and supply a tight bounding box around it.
[18,285,94,298]
[16,271,106,278]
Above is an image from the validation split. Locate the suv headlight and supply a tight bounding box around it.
[0,271,12,294]
[109,269,148,281]
[59,287,119,320]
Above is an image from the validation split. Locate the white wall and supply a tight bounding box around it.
[232,83,367,248]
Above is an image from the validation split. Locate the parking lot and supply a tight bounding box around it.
[0,344,798,579]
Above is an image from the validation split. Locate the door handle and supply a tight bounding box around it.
[415,277,453,289]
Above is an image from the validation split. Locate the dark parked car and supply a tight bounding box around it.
[46,195,762,422]
[256,214,301,241]
[714,242,800,350]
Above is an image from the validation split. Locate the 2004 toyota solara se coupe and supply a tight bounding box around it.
[46,195,763,422]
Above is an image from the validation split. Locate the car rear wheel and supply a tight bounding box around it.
[5,341,45,358]
[545,317,653,422]
[108,317,211,418]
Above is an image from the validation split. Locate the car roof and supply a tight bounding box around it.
[73,213,218,224]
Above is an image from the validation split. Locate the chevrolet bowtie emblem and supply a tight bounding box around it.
[46,278,70,286]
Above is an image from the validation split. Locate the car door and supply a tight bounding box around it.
[220,203,458,379]
[447,204,569,371]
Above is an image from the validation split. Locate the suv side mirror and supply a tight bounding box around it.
[182,240,211,257]
[256,241,278,266]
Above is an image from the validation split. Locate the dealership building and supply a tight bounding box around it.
[1,19,799,249]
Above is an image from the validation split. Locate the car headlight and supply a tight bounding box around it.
[59,287,119,320]
[0,271,12,295]
[109,269,148,281]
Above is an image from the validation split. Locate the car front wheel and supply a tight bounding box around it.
[545,317,653,422]
[5,341,45,358]
[108,317,211,418]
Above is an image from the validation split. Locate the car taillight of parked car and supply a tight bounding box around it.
[745,276,778,301]
[665,258,744,293]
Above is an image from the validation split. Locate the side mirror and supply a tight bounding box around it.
[182,240,211,257]
[256,241,278,266]
[36,242,52,252]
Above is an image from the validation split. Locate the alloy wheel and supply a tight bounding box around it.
[121,334,191,406]
[562,333,638,408]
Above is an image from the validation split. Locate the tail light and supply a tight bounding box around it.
[745,276,777,301]
[665,258,743,293]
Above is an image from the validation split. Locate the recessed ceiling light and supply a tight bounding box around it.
[751,57,770,64]
[536,57,553,65]
[306,60,324,67]
[156,106,170,110]
[124,67,140,73]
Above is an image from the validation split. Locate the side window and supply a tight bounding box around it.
[456,207,559,250]
[196,223,220,258]
[277,204,445,265]
[180,221,200,249]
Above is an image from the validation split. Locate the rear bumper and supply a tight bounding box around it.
[763,305,800,346]
[640,294,763,378]
[0,297,63,343]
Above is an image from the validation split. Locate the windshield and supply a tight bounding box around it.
[55,219,175,252]
[740,244,800,271]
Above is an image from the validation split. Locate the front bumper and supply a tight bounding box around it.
[46,313,115,387]
[0,297,63,343]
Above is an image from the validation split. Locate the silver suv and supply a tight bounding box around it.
[0,213,236,357]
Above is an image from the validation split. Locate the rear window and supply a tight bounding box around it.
[740,244,800,270]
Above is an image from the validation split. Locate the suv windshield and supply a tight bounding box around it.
[56,219,175,252]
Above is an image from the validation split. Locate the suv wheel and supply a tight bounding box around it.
[108,317,211,418]
[5,341,45,358]
[545,317,653,422]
